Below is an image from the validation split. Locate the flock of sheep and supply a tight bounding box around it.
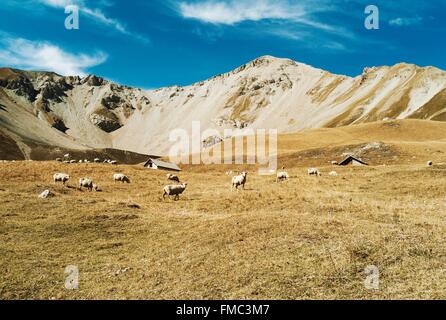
[51,162,339,201]
[52,170,189,201]
[56,158,118,165]
[5,155,439,202]
[53,172,130,192]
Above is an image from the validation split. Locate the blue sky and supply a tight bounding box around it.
[0,0,445,89]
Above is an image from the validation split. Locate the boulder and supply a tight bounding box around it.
[39,190,54,199]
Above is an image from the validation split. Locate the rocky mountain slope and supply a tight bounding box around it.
[1,56,446,159]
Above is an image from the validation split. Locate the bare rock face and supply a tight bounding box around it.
[102,93,124,110]
[82,75,105,86]
[89,111,122,133]
[51,118,69,133]
[65,76,82,86]
[202,135,223,148]
[86,88,141,132]
[38,78,73,103]
[0,69,73,105]
[0,75,38,101]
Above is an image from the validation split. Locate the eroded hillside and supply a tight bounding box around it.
[1,56,446,158]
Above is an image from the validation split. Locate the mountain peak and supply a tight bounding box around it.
[2,57,446,157]
[250,55,298,66]
[253,55,290,62]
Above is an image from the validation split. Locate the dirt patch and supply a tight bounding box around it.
[0,130,25,160]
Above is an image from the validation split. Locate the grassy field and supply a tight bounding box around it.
[1,161,446,299]
[1,120,446,300]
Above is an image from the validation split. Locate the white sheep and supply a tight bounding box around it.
[329,171,338,177]
[79,178,98,191]
[163,183,188,201]
[331,161,338,166]
[232,172,248,190]
[70,160,77,164]
[113,173,130,183]
[276,171,289,182]
[53,173,70,185]
[110,160,118,165]
[167,174,180,183]
[55,158,62,162]
[94,158,101,163]
[308,168,321,177]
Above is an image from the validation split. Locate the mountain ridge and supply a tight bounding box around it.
[1,55,446,159]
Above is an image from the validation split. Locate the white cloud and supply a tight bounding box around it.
[389,17,422,26]
[178,0,306,25]
[267,28,306,41]
[40,0,72,6]
[174,0,359,54]
[81,6,127,33]
[322,41,347,51]
[37,0,149,43]
[0,37,107,76]
[177,0,353,42]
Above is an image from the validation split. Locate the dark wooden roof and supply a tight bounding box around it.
[338,155,368,166]
[144,158,181,171]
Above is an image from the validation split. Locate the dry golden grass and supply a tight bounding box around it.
[1,160,446,300]
[2,120,446,300]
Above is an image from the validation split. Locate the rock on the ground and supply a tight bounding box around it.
[39,190,54,199]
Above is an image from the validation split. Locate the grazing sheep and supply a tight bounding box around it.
[94,158,101,163]
[64,153,70,159]
[103,159,109,163]
[53,173,70,185]
[232,172,248,191]
[113,173,130,183]
[167,174,180,183]
[331,161,338,166]
[329,171,338,177]
[163,183,187,201]
[70,160,77,164]
[79,178,98,191]
[427,161,433,166]
[276,171,289,182]
[55,158,62,162]
[110,160,118,165]
[79,160,83,163]
[308,168,322,177]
